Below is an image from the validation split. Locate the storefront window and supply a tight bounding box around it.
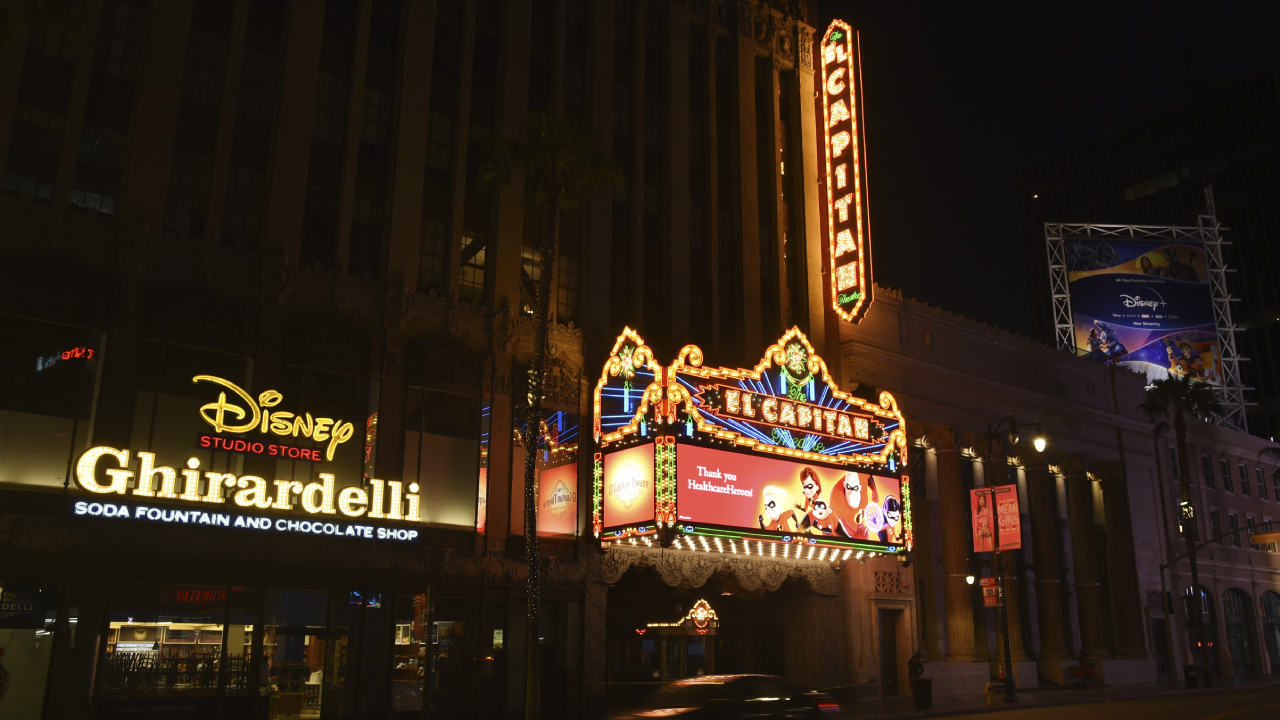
[99,585,230,705]
[261,590,349,717]
[405,388,482,528]
[0,580,57,718]
[392,593,495,715]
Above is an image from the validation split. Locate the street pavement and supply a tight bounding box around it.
[840,677,1280,720]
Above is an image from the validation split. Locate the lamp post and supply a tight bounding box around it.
[976,414,1044,705]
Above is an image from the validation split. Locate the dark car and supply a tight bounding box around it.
[611,674,839,719]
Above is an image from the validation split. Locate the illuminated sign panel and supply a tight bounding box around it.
[821,19,872,323]
[601,443,655,532]
[537,462,578,536]
[676,444,904,547]
[193,375,356,461]
[592,327,911,553]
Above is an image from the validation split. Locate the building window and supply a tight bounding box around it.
[362,87,390,147]
[222,165,265,247]
[1247,516,1258,549]
[459,232,487,303]
[1203,453,1215,489]
[237,48,278,126]
[70,124,127,215]
[519,245,542,315]
[1228,513,1241,547]
[164,151,213,235]
[182,30,228,109]
[2,104,65,200]
[426,111,453,171]
[1259,466,1269,501]
[418,218,448,291]
[1169,447,1181,483]
[557,255,579,324]
[1240,462,1251,497]
[94,0,149,82]
[314,72,348,147]
[1210,511,1222,544]
[1221,458,1233,493]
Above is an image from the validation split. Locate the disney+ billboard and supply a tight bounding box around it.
[1066,238,1220,385]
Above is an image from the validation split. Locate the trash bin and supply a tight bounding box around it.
[1183,665,1199,689]
[913,678,932,709]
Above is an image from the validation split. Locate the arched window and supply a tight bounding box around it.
[1222,589,1256,675]
[1262,591,1280,673]
[1182,585,1221,676]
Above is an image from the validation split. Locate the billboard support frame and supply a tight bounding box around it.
[1043,197,1250,432]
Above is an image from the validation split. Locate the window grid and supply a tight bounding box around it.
[418,219,448,291]
[1247,516,1258,549]
[459,233,487,303]
[1240,462,1251,497]
[1203,453,1215,489]
[1169,447,1181,483]
[182,30,228,109]
[1259,466,1269,501]
[362,87,390,147]
[222,165,265,247]
[1228,513,1240,547]
[94,0,148,82]
[1221,458,1234,493]
[426,111,453,170]
[314,73,349,146]
[557,255,579,323]
[1210,510,1222,544]
[164,151,213,235]
[237,48,278,125]
[2,105,66,200]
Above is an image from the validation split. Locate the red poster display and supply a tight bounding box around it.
[971,486,1021,552]
[537,463,577,536]
[980,577,998,607]
[602,443,655,530]
[676,444,904,545]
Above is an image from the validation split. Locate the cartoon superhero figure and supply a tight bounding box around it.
[805,497,838,535]
[837,473,879,539]
[881,495,903,544]
[1159,247,1199,282]
[794,468,821,530]
[758,486,797,532]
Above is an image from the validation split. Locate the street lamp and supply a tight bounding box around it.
[978,414,1045,705]
[965,574,975,585]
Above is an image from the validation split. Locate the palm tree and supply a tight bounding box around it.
[480,113,621,720]
[1138,374,1223,686]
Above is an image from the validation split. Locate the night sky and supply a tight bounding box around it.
[815,1,1280,336]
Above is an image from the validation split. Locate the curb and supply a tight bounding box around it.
[846,681,1278,720]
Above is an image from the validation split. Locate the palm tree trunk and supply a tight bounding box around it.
[523,172,562,720]
[1175,409,1215,686]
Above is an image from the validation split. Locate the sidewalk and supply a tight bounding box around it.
[839,675,1277,719]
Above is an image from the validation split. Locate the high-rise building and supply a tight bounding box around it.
[1020,70,1280,438]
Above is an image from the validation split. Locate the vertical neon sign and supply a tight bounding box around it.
[821,20,872,323]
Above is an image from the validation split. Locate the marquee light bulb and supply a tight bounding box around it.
[186,457,200,470]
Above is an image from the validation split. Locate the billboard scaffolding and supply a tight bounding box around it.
[1045,191,1249,432]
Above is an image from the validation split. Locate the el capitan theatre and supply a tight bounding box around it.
[593,326,911,559]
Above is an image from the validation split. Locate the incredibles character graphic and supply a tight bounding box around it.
[805,497,838,536]
[881,495,902,544]
[795,468,821,530]
[758,486,797,532]
[836,472,873,539]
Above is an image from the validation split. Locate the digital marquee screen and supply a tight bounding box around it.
[601,443,655,531]
[675,443,903,547]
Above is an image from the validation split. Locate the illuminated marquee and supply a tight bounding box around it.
[591,326,911,554]
[821,19,872,324]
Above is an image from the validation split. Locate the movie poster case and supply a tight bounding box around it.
[593,327,911,558]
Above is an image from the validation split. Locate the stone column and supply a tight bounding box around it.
[983,440,1028,662]
[1064,457,1107,660]
[1022,447,1070,661]
[1095,460,1146,658]
[928,428,978,661]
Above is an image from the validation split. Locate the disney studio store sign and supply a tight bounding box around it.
[69,375,421,542]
